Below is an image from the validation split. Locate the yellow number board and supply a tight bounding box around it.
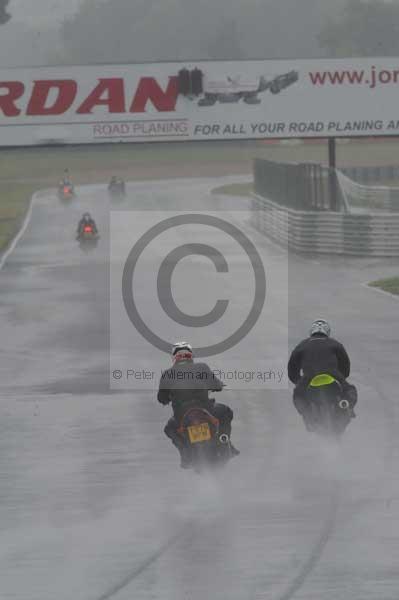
[188,423,211,444]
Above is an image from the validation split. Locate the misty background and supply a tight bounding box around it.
[0,0,398,67]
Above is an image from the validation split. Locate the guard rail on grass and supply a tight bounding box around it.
[341,165,399,184]
[337,171,399,212]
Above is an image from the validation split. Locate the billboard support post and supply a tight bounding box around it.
[328,137,336,169]
[328,137,338,210]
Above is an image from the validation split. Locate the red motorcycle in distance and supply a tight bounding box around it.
[58,181,75,201]
[76,221,99,251]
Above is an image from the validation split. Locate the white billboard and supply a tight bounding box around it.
[0,58,398,145]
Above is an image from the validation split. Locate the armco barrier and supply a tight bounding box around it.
[337,171,399,212]
[341,165,399,184]
[251,194,399,256]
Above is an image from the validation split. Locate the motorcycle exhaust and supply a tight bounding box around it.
[339,399,350,410]
[219,434,230,444]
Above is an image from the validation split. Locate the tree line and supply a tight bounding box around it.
[2,0,399,61]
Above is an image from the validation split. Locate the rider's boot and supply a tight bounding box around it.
[170,437,192,469]
[219,432,240,457]
[302,411,316,432]
[230,443,240,457]
[348,406,356,418]
[218,422,239,458]
[340,397,356,418]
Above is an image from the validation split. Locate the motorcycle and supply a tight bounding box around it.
[177,399,233,472]
[58,182,75,201]
[108,180,126,199]
[306,373,352,437]
[77,224,99,250]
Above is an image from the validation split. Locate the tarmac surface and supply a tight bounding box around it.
[0,178,398,600]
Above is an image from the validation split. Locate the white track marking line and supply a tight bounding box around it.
[362,281,399,301]
[0,190,37,271]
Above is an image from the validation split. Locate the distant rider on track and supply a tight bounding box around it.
[288,319,357,430]
[59,168,72,188]
[76,212,98,238]
[108,176,126,194]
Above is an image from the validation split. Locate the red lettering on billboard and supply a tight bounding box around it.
[0,74,179,119]
[77,78,126,114]
[130,77,178,112]
[0,81,25,116]
[26,80,78,115]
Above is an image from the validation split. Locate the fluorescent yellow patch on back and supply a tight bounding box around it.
[309,373,337,387]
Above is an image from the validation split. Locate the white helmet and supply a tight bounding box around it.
[172,341,193,363]
[309,319,331,337]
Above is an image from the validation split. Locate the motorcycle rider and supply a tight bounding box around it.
[158,341,239,468]
[59,168,72,188]
[76,212,98,238]
[109,176,126,194]
[288,319,357,431]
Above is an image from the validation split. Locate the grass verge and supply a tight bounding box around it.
[369,277,399,295]
[0,183,39,252]
[212,182,253,196]
[0,141,259,182]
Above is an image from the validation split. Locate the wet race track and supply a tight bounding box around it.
[0,178,399,600]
